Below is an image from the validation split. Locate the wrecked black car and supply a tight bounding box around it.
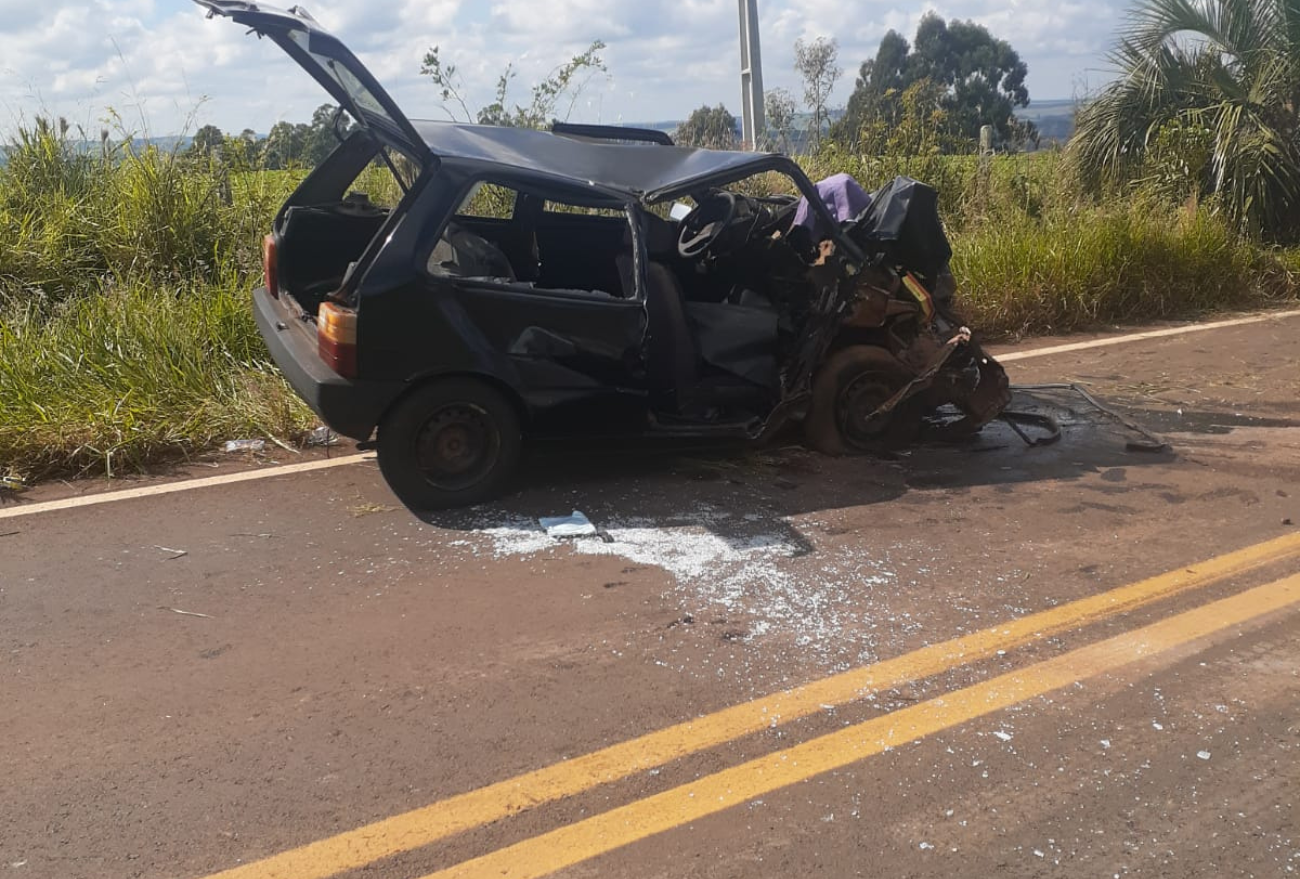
[196,1,1012,510]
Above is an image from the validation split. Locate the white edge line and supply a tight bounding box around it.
[996,309,1300,363]
[0,455,374,521]
[4,308,1299,521]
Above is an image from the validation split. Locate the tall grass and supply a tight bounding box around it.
[0,133,296,301]
[0,277,315,478]
[954,199,1296,334]
[1,121,1297,481]
[0,124,311,480]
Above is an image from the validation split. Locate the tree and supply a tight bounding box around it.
[794,36,842,148]
[222,129,262,172]
[420,42,607,128]
[262,120,308,169]
[674,104,738,150]
[1070,0,1300,241]
[763,87,797,153]
[838,31,910,147]
[304,104,354,166]
[189,124,225,157]
[841,77,956,157]
[838,14,1031,150]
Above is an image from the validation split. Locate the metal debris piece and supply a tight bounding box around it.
[155,545,189,559]
[1001,411,1062,447]
[868,327,973,422]
[307,426,341,447]
[1013,383,1171,452]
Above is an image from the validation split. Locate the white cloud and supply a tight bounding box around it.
[0,0,1118,137]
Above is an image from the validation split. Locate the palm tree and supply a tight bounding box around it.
[1071,0,1300,240]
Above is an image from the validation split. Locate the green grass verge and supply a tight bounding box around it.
[954,201,1298,335]
[0,279,315,480]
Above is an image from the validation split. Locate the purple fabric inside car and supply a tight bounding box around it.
[793,173,874,239]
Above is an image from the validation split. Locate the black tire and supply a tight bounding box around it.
[804,346,921,455]
[377,378,522,510]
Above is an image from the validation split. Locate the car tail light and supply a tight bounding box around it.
[318,302,358,378]
[263,234,280,299]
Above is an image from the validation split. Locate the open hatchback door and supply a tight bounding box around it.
[193,1,433,164]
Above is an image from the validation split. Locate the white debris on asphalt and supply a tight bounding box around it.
[539,511,597,538]
[461,506,900,667]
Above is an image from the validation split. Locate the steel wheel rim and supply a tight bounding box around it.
[413,403,501,492]
[836,371,897,448]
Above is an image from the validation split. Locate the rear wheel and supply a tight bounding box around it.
[377,378,522,510]
[804,346,921,455]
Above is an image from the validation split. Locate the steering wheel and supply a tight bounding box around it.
[677,191,737,259]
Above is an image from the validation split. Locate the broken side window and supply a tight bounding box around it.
[427,179,635,298]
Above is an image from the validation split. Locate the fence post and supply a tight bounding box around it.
[978,124,994,210]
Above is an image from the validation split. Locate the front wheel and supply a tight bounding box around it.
[377,378,522,510]
[804,346,921,455]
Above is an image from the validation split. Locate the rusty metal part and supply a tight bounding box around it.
[866,327,972,421]
[844,268,902,329]
[955,354,1013,425]
[845,287,893,328]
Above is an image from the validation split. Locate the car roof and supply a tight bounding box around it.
[412,120,798,203]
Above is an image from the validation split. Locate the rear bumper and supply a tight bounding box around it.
[253,288,404,441]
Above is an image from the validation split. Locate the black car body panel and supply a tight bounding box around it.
[252,288,405,440]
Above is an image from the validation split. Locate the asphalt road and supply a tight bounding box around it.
[2,312,1298,879]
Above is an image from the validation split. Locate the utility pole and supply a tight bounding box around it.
[738,0,765,149]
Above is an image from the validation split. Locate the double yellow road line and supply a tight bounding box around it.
[204,532,1300,879]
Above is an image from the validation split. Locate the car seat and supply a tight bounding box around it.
[429,222,517,281]
[616,215,700,411]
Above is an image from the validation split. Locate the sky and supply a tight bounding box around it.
[0,0,1122,138]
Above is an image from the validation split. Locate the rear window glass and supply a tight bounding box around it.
[289,30,410,146]
[427,180,635,298]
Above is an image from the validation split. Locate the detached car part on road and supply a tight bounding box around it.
[195,1,1013,510]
